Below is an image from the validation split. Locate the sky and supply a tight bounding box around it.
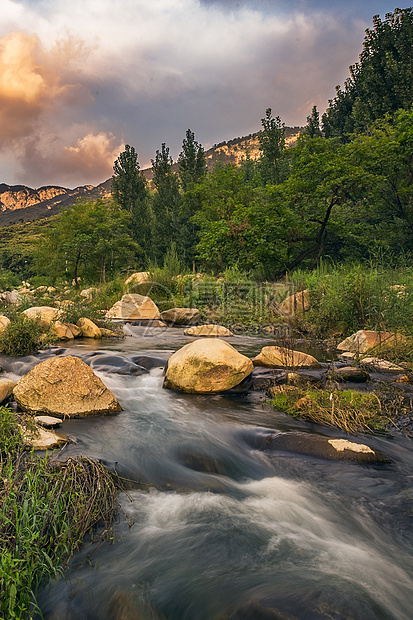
[0,0,411,188]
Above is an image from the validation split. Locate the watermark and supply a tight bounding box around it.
[122,278,297,338]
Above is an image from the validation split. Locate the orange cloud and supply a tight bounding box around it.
[0,31,91,142]
[20,131,124,187]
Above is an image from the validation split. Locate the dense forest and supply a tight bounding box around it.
[1,7,412,287]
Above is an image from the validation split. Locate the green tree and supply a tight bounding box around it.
[303,105,322,138]
[322,8,413,139]
[112,144,151,252]
[258,108,287,185]
[150,143,184,264]
[36,200,139,286]
[178,129,207,192]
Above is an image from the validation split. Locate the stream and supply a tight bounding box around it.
[3,327,413,619]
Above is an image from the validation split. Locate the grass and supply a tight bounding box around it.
[270,385,393,434]
[0,311,47,357]
[0,406,126,617]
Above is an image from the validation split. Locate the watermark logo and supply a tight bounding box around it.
[127,278,297,338]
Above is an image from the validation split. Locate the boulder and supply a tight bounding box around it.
[0,291,22,306]
[360,357,405,372]
[66,322,82,338]
[266,432,390,463]
[160,307,201,326]
[100,327,123,338]
[184,324,233,337]
[80,287,97,300]
[105,294,160,321]
[0,315,10,332]
[0,378,16,403]
[252,346,322,369]
[330,366,371,382]
[337,330,397,354]
[52,320,75,341]
[277,289,310,316]
[164,338,253,393]
[13,355,121,418]
[125,271,151,286]
[77,317,102,339]
[21,425,66,450]
[22,306,60,328]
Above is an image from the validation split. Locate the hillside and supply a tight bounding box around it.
[0,127,302,227]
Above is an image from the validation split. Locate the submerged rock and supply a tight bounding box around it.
[330,367,371,382]
[13,355,121,418]
[90,354,148,376]
[266,432,390,463]
[164,338,253,393]
[360,357,405,372]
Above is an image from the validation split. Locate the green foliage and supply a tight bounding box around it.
[292,261,413,337]
[271,386,390,433]
[0,312,46,356]
[151,143,183,263]
[258,108,288,185]
[322,8,413,138]
[178,129,207,191]
[303,105,322,138]
[35,199,140,286]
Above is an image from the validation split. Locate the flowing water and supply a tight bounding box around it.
[3,328,413,619]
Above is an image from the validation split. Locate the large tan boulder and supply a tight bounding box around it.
[337,330,397,354]
[184,324,233,337]
[277,290,310,316]
[0,315,10,332]
[252,346,322,369]
[77,317,102,339]
[125,272,151,286]
[13,355,121,418]
[106,294,160,321]
[22,306,60,328]
[160,307,201,326]
[164,338,253,393]
[0,378,16,403]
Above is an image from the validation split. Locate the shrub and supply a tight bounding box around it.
[0,313,46,356]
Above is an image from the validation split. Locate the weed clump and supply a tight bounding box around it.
[0,312,46,357]
[270,385,391,434]
[0,406,125,617]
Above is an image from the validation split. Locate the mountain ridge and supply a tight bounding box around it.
[0,127,302,227]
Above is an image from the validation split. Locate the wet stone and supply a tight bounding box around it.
[89,354,148,376]
[265,431,390,463]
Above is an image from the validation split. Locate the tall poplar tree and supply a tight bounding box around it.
[112,144,151,254]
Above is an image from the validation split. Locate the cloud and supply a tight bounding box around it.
[19,131,124,187]
[0,0,371,186]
